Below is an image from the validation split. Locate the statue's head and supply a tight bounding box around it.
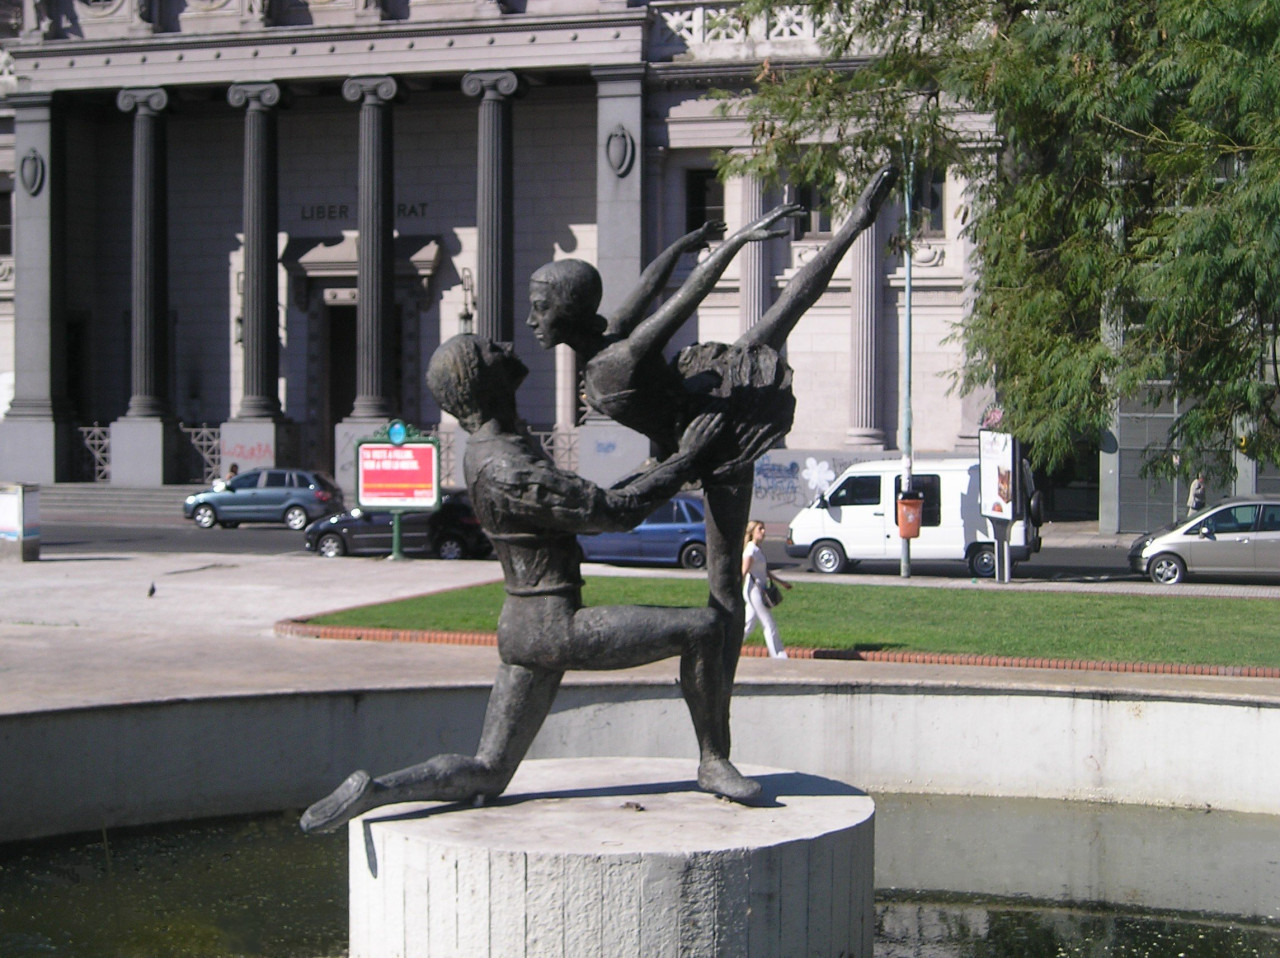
[426,334,528,433]
[526,259,605,349]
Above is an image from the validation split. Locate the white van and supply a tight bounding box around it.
[785,457,1042,576]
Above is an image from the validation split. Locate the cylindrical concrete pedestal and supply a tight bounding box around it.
[349,757,875,958]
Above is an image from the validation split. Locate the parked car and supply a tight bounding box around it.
[1129,497,1280,584]
[183,468,343,531]
[577,494,707,569]
[304,490,492,559]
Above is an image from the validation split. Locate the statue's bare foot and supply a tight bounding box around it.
[300,770,375,834]
[698,757,762,803]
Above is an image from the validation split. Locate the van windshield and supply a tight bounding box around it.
[827,476,880,507]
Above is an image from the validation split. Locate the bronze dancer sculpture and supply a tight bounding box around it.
[300,336,783,833]
[525,163,899,724]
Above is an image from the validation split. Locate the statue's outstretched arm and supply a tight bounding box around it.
[743,164,899,351]
[482,413,723,535]
[622,203,801,363]
[606,221,725,338]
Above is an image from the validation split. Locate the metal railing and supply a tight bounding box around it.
[77,423,110,482]
[532,428,579,473]
[421,427,457,487]
[69,420,579,487]
[178,422,222,484]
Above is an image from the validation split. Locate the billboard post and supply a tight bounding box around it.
[978,428,1020,583]
[355,420,441,561]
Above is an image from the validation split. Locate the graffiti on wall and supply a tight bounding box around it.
[750,450,866,523]
[220,441,275,473]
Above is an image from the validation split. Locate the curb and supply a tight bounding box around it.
[274,618,1280,679]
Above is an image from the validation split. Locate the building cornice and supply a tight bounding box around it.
[3,11,650,92]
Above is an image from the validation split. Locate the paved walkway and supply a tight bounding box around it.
[2,516,1278,722]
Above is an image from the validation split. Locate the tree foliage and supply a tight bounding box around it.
[720,0,1280,478]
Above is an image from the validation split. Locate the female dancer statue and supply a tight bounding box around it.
[525,163,899,731]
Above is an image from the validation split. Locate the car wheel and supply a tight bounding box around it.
[193,504,217,529]
[811,541,847,574]
[679,542,707,570]
[317,533,346,559]
[284,506,309,531]
[1148,553,1186,585]
[436,535,466,560]
[968,546,996,578]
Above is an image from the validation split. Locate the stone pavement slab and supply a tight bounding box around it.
[3,547,1279,724]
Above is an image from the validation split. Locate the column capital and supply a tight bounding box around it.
[461,70,523,101]
[590,64,647,90]
[342,75,399,105]
[228,81,284,111]
[117,87,169,115]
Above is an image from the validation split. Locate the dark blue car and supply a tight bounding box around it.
[577,494,707,569]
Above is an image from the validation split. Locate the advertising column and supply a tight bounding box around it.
[979,428,1019,583]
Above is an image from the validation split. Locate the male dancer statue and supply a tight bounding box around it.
[301,335,783,833]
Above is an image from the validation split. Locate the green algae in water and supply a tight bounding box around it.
[4,814,1280,957]
[0,813,346,958]
[877,897,1280,958]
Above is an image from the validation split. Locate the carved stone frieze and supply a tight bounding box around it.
[648,0,847,64]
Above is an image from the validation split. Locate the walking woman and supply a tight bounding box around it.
[742,519,793,658]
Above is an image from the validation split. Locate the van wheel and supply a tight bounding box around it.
[968,546,996,578]
[811,541,847,574]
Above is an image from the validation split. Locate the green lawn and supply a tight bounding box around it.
[309,576,1280,669]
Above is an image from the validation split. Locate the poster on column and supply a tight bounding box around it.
[978,429,1018,521]
[356,439,440,511]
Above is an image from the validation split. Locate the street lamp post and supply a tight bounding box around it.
[900,147,915,579]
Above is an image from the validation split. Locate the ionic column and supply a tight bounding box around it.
[227,82,283,420]
[462,70,522,343]
[737,173,768,334]
[846,221,885,448]
[342,76,399,420]
[108,87,182,484]
[117,87,171,420]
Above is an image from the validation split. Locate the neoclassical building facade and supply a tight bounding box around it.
[0,0,987,509]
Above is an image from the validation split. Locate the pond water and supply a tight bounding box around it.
[2,795,1277,958]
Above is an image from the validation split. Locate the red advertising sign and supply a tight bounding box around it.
[356,441,440,510]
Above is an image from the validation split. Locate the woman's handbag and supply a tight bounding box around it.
[763,582,783,608]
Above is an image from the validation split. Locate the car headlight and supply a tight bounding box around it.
[185,495,197,504]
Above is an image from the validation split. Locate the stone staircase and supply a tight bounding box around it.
[34,483,208,524]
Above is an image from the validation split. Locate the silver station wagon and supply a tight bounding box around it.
[1128,497,1280,584]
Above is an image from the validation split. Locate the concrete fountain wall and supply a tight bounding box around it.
[5,666,1277,844]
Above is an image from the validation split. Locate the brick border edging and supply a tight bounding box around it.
[274,619,1280,679]
[275,618,500,648]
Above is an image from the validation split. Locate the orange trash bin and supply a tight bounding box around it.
[897,493,923,539]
